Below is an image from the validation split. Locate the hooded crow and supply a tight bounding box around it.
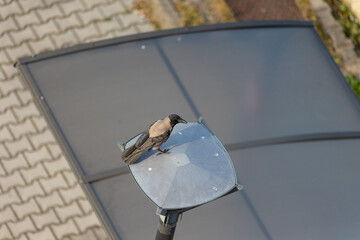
[122,114,187,165]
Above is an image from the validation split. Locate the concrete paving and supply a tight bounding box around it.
[0,0,153,239]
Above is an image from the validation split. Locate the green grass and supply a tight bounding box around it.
[346,74,360,100]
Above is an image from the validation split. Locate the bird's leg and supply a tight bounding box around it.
[154,146,169,155]
[159,148,169,154]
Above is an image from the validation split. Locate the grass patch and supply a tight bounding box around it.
[133,0,161,29]
[346,74,360,100]
[173,0,206,26]
[295,0,343,69]
[325,0,360,54]
[203,0,236,23]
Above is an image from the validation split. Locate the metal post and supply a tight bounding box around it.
[155,210,182,240]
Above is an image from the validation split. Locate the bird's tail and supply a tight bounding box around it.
[121,145,144,165]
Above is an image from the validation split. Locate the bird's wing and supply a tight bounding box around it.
[135,130,150,148]
[151,129,171,145]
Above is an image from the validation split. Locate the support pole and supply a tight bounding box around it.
[155,210,182,240]
[155,217,177,240]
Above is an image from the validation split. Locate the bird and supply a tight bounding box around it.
[121,114,187,165]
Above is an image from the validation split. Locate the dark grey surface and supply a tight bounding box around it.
[94,140,360,240]
[25,27,360,176]
[159,28,360,145]
[18,22,360,240]
[27,40,196,176]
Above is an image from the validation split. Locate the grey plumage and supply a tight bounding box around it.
[122,114,187,165]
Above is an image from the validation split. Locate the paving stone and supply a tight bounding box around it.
[69,227,98,240]
[0,17,17,34]
[32,116,47,132]
[42,0,69,7]
[0,170,26,191]
[0,126,12,142]
[35,190,64,212]
[1,64,19,79]
[0,109,17,125]
[1,153,28,174]
[7,216,36,238]
[111,25,137,37]
[100,0,125,18]
[73,23,100,41]
[0,33,13,49]
[29,129,56,149]
[341,44,358,64]
[29,35,56,54]
[52,219,79,239]
[15,11,41,29]
[0,1,22,19]
[309,0,328,12]
[47,144,62,159]
[74,212,100,233]
[43,156,71,177]
[93,226,109,240]
[55,201,83,222]
[27,226,56,240]
[0,76,24,95]
[33,20,59,39]
[0,68,6,81]
[36,4,63,22]
[17,89,33,105]
[0,223,13,239]
[52,29,78,48]
[59,184,85,204]
[18,0,45,13]
[0,163,5,176]
[97,18,121,34]
[0,143,10,159]
[24,145,52,166]
[119,12,145,28]
[121,0,134,10]
[83,0,106,9]
[21,163,48,184]
[13,101,41,122]
[15,233,29,240]
[32,208,60,229]
[59,0,86,16]
[8,118,37,139]
[86,30,114,42]
[0,49,10,64]
[78,198,92,215]
[0,92,21,112]
[56,13,82,31]
[0,205,17,224]
[316,7,338,29]
[10,27,37,45]
[17,180,45,202]
[0,188,21,209]
[5,136,32,156]
[77,7,103,25]
[63,170,78,187]
[12,198,40,219]
[39,173,68,194]
[5,43,33,62]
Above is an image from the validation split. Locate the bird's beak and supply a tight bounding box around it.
[178,118,187,124]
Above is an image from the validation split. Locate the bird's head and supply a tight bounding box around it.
[168,114,187,127]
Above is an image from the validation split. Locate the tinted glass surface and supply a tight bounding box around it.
[159,28,360,145]
[21,24,360,240]
[94,140,360,240]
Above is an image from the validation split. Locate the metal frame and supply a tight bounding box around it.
[16,20,360,240]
